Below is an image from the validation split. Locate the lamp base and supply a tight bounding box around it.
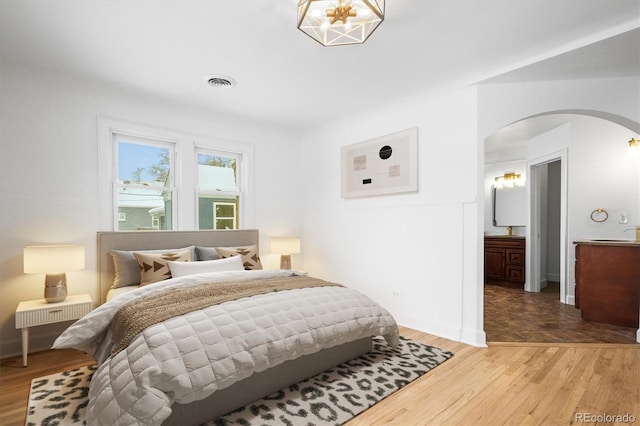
[280,254,292,270]
[44,273,67,303]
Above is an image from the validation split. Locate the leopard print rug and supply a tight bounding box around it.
[27,336,453,426]
[26,364,97,425]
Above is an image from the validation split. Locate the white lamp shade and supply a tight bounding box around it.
[24,245,85,274]
[270,237,301,255]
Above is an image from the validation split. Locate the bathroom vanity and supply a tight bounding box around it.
[574,240,640,328]
[484,235,525,288]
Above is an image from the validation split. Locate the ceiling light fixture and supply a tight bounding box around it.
[297,0,385,47]
[205,74,237,88]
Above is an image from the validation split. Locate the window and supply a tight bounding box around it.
[213,202,237,229]
[196,149,242,230]
[98,117,254,231]
[114,136,175,231]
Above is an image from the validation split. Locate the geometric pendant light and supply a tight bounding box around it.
[297,0,385,47]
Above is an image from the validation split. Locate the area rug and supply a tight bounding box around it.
[27,336,453,426]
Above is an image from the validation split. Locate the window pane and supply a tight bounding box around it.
[117,187,172,231]
[118,141,170,185]
[198,153,237,191]
[215,219,235,229]
[215,203,235,217]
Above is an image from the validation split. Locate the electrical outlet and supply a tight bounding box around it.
[619,212,629,224]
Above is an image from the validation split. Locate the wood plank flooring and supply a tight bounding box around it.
[346,328,639,425]
[0,348,93,426]
[1,326,638,426]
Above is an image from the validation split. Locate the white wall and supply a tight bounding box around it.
[478,77,640,138]
[0,67,304,358]
[568,117,640,240]
[299,87,486,346]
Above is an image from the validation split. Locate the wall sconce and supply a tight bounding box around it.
[297,0,385,47]
[270,237,301,270]
[494,172,525,189]
[629,137,640,159]
[24,245,85,303]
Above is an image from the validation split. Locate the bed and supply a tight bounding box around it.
[53,230,399,426]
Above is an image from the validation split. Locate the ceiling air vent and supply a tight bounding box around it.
[205,74,237,88]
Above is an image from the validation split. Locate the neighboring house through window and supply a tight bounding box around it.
[115,136,175,231]
[196,148,241,230]
[98,117,254,231]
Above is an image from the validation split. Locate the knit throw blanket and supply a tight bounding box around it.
[110,275,341,355]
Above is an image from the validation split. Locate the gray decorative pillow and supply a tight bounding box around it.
[195,246,221,261]
[133,248,192,286]
[111,246,195,288]
[215,244,263,270]
[111,250,143,289]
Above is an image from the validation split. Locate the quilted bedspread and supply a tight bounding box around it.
[53,270,399,426]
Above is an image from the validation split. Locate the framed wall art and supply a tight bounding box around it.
[341,127,418,198]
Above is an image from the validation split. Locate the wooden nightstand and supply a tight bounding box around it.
[15,294,92,367]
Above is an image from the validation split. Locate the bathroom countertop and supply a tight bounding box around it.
[574,239,640,247]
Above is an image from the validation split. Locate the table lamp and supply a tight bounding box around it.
[270,237,300,270]
[24,244,85,303]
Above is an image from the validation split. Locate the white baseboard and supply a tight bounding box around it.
[395,313,486,348]
[0,333,60,361]
[546,273,560,282]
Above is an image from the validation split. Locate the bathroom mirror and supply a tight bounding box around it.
[493,186,527,226]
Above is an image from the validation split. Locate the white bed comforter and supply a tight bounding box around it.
[53,270,399,426]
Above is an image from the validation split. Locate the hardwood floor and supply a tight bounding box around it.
[484,283,638,343]
[1,326,638,426]
[349,328,640,426]
[0,348,93,426]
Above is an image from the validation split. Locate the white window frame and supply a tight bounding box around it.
[195,146,243,230]
[98,116,255,231]
[212,201,237,230]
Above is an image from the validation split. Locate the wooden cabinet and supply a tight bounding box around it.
[484,236,525,288]
[575,242,639,328]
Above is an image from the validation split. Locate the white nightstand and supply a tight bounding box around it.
[15,294,92,367]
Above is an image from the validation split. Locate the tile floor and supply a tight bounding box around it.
[484,283,638,344]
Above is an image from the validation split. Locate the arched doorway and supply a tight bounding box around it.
[483,110,640,342]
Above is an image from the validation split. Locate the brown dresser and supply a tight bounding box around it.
[575,241,640,328]
[484,236,525,288]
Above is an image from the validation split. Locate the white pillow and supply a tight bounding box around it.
[167,255,245,277]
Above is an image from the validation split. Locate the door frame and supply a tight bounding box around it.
[526,149,568,303]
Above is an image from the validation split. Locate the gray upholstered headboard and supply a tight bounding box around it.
[97,230,259,304]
